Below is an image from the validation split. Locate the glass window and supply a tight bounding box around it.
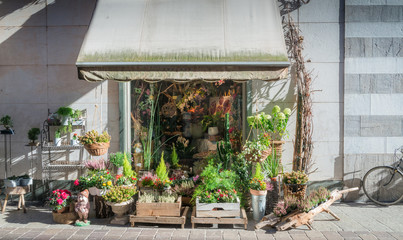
[130,80,243,170]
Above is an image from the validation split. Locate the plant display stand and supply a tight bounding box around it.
[2,186,29,213]
[191,208,248,230]
[130,206,189,229]
[255,188,359,231]
[195,198,240,218]
[136,195,182,217]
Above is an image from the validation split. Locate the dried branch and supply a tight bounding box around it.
[283,14,315,173]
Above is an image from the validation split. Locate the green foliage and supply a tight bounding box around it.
[123,153,135,178]
[231,154,251,206]
[283,171,308,185]
[109,152,130,167]
[261,148,282,179]
[74,169,113,191]
[253,163,264,180]
[156,152,168,182]
[192,161,238,203]
[201,111,223,132]
[55,129,61,138]
[247,105,291,141]
[56,107,74,117]
[78,130,111,144]
[103,185,137,203]
[71,109,82,120]
[28,128,40,142]
[217,113,232,169]
[0,115,13,129]
[171,144,180,169]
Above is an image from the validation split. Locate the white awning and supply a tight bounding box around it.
[76,0,289,82]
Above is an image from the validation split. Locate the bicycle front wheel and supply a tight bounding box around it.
[363,166,403,205]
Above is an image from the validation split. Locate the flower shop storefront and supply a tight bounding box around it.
[69,0,324,229]
[76,0,290,160]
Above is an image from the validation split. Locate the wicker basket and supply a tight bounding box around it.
[245,148,272,163]
[283,184,307,201]
[84,142,110,156]
[271,140,285,163]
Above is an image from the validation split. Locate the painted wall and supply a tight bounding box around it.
[250,0,345,181]
[0,0,120,181]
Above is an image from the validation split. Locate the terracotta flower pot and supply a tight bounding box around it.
[84,142,110,156]
[250,189,268,196]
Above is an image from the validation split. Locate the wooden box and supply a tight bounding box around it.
[196,197,240,218]
[136,195,182,217]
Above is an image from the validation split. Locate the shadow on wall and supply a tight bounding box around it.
[0,0,119,189]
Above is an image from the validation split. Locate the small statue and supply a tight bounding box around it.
[75,189,90,226]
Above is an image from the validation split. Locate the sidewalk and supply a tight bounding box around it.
[0,202,402,240]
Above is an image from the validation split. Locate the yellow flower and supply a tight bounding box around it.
[102,183,106,186]
[107,181,112,186]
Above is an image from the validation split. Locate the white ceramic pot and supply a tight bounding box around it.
[55,137,62,146]
[208,127,219,136]
[88,187,108,196]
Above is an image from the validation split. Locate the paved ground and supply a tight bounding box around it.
[0,201,402,240]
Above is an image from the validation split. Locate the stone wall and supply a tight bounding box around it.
[0,0,120,181]
[344,0,403,200]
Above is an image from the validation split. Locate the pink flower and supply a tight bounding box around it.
[61,192,67,200]
[218,189,221,192]
[57,198,63,205]
[74,179,79,186]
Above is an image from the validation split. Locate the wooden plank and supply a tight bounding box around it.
[6,186,29,195]
[196,210,240,218]
[136,196,182,217]
[191,208,248,228]
[130,206,188,227]
[196,197,240,211]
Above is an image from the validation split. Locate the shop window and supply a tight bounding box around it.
[130,80,243,170]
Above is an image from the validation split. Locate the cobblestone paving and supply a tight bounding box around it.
[0,202,402,240]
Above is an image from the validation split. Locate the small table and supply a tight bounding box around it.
[2,186,29,213]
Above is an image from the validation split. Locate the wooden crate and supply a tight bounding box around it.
[195,197,240,218]
[191,207,248,230]
[130,206,189,229]
[136,195,182,217]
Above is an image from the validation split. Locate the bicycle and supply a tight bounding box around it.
[362,146,403,205]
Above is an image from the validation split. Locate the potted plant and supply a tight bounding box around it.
[49,189,72,213]
[242,140,271,163]
[0,115,14,134]
[154,153,172,192]
[56,107,74,126]
[71,109,83,125]
[19,174,33,186]
[170,144,181,169]
[249,163,272,221]
[104,185,137,225]
[49,189,77,224]
[261,149,282,214]
[74,169,113,196]
[172,180,194,206]
[54,129,61,146]
[136,192,181,217]
[201,111,223,136]
[247,105,291,161]
[3,175,19,188]
[192,161,240,217]
[109,152,130,174]
[283,171,309,200]
[78,130,111,156]
[139,172,156,193]
[27,128,40,146]
[70,133,78,145]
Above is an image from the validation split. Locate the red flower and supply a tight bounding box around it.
[74,179,79,186]
[57,198,63,205]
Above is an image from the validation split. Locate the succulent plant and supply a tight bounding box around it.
[78,130,111,145]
